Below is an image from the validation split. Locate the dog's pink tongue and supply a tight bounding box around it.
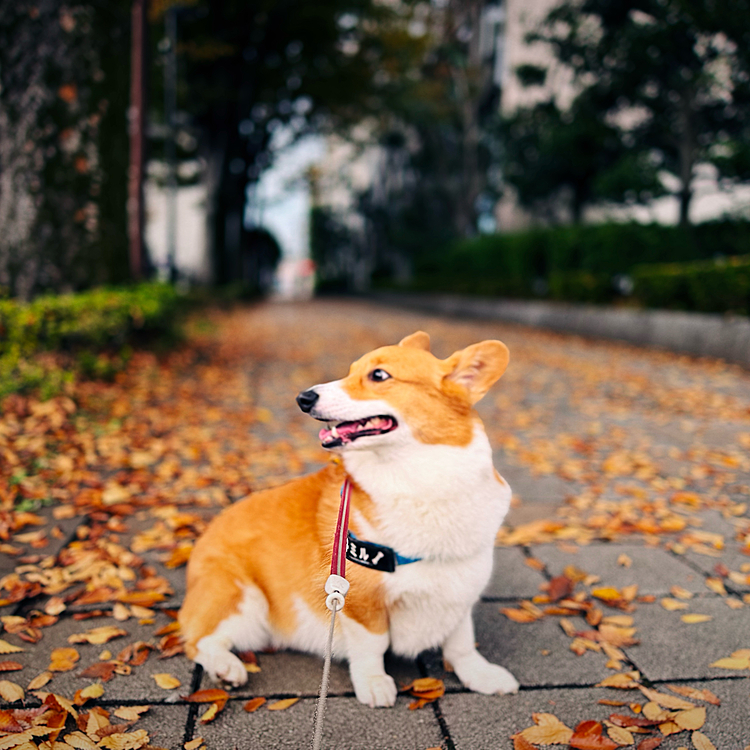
[319,422,360,444]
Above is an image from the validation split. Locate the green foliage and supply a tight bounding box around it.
[410,220,750,310]
[632,255,750,314]
[0,283,180,398]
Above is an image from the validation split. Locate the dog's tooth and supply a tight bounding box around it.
[331,425,339,438]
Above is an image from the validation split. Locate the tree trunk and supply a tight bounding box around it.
[677,90,696,227]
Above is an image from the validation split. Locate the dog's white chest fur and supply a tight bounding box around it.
[343,423,510,656]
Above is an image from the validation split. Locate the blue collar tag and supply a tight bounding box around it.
[346,531,421,573]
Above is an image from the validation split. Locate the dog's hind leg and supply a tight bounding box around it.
[180,578,270,687]
[442,609,519,695]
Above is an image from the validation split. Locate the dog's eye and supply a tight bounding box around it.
[368,368,391,382]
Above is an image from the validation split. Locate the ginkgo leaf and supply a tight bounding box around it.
[0,681,24,703]
[151,673,180,690]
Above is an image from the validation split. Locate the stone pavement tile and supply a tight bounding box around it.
[113,704,191,750]
[2,612,196,703]
[439,681,745,750]
[424,603,610,688]
[483,547,547,600]
[530,542,706,595]
[492,462,573,506]
[626,595,750,682]
[681,549,750,594]
[196,695,445,750]
[198,650,420,700]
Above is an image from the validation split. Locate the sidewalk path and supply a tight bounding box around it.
[1,299,749,750]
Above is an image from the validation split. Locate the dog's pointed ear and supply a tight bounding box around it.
[398,331,430,351]
[443,340,509,404]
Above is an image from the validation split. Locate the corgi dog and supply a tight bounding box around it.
[179,331,519,706]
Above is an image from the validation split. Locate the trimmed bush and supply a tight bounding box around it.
[0,283,180,398]
[632,256,750,315]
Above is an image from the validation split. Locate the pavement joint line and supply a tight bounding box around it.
[181,703,200,747]
[663,547,747,597]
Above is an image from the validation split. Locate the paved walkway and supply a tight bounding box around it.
[1,299,749,749]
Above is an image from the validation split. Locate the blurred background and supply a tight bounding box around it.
[1,0,749,307]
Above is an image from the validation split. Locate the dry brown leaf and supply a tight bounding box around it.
[617,554,632,568]
[49,647,80,672]
[243,697,266,713]
[151,673,180,690]
[79,662,117,682]
[606,725,635,746]
[691,730,717,750]
[634,738,662,749]
[670,586,693,600]
[519,713,574,745]
[184,739,203,750]
[267,698,299,711]
[658,720,682,736]
[64,732,99,750]
[0,662,23,672]
[198,702,224,724]
[597,672,640,689]
[0,681,24,703]
[182,689,230,703]
[73,683,104,706]
[513,735,536,750]
[501,607,541,623]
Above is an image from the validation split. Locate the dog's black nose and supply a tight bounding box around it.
[296,389,319,413]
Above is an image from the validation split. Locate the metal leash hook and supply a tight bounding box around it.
[312,479,353,750]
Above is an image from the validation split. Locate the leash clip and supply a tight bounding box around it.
[324,573,350,612]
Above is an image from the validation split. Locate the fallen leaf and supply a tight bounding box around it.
[606,724,634,745]
[637,686,695,710]
[184,739,203,750]
[680,614,712,624]
[710,655,750,670]
[568,720,618,749]
[182,689,230,703]
[243,697,266,713]
[64,731,99,750]
[519,713,574,745]
[267,698,299,711]
[151,673,180,690]
[0,681,24,702]
[691,731,717,750]
[74,683,104,705]
[673,706,705,730]
[665,685,720,705]
[79,662,117,682]
[27,672,53,690]
[513,735,536,750]
[597,672,640,689]
[0,641,24,655]
[670,586,693,600]
[635,738,662,749]
[617,554,632,568]
[704,578,726,596]
[660,598,688,611]
[501,607,541,623]
[49,647,80,672]
[68,627,128,645]
[112,707,149,721]
[98,729,149,750]
[0,662,23,672]
[0,709,24,733]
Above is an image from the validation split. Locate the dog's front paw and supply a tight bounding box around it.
[351,672,397,708]
[459,660,519,695]
[197,648,248,688]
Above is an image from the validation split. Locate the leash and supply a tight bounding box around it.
[311,477,352,750]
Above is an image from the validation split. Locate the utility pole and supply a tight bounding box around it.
[164,6,178,282]
[128,0,146,280]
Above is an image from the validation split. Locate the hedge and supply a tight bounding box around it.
[0,283,180,398]
[632,255,750,315]
[410,219,750,306]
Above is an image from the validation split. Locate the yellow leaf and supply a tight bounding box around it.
[198,703,222,724]
[710,656,750,670]
[267,698,299,711]
[64,731,99,750]
[681,614,712,624]
[607,725,634,745]
[49,647,80,672]
[519,723,574,745]
[152,673,181,690]
[692,730,718,750]
[674,706,706,730]
[616,554,632,568]
[704,578,726,596]
[183,740,203,750]
[661,597,689,611]
[596,671,640,689]
[98,730,150,750]
[638,686,695,710]
[659,720,682,736]
[0,640,24,655]
[68,626,128,645]
[602,615,634,627]
[670,585,693,600]
[113,706,149,721]
[0,680,24,702]
[27,671,53,690]
[642,701,669,721]
[592,587,622,601]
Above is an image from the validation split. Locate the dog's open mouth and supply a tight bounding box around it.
[318,415,398,448]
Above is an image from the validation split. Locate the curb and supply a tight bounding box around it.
[369,291,750,368]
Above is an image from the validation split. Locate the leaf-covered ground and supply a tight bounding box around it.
[1,300,749,750]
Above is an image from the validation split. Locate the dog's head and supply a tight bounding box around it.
[296,331,509,450]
